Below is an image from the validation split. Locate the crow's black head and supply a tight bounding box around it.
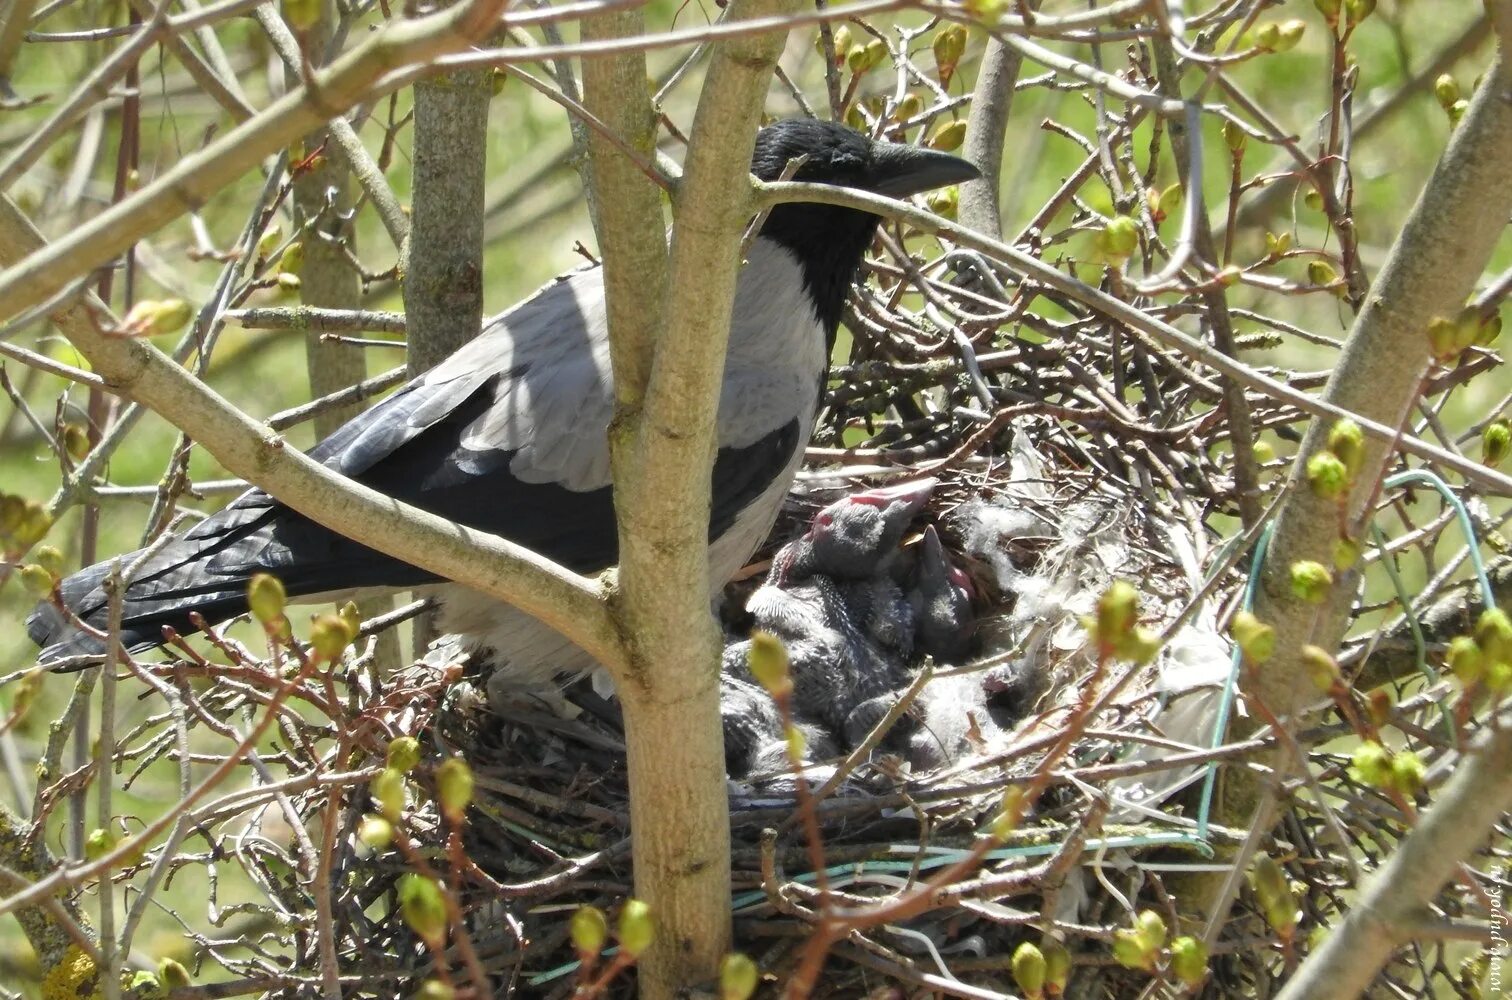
[750,119,978,336]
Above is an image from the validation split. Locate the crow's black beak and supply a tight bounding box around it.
[869,143,980,197]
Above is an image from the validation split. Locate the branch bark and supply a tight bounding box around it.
[604,0,799,990]
[1273,718,1512,1000]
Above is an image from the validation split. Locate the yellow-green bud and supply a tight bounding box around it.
[853,39,886,73]
[398,874,448,948]
[1333,536,1362,571]
[1474,608,1512,664]
[991,785,1024,840]
[1301,644,1341,692]
[1252,440,1277,464]
[748,632,792,696]
[1253,22,1279,51]
[19,563,54,598]
[894,93,922,122]
[1154,183,1182,224]
[1011,942,1047,999]
[1306,451,1350,499]
[1447,636,1485,686]
[1390,750,1425,793]
[1116,626,1162,665]
[357,814,394,851]
[256,225,283,261]
[1169,936,1208,987]
[1041,938,1070,995]
[1303,188,1325,212]
[1326,418,1365,476]
[1272,19,1306,52]
[719,953,759,1000]
[34,545,64,578]
[435,757,474,823]
[1314,0,1341,17]
[1264,231,1292,258]
[570,905,608,958]
[1111,929,1155,972]
[278,241,304,276]
[1448,99,1470,127]
[370,767,406,821]
[928,119,967,152]
[1230,611,1275,664]
[1289,561,1333,604]
[932,25,966,79]
[1223,119,1247,153]
[964,0,1006,26]
[926,185,959,220]
[1434,74,1461,111]
[785,724,806,763]
[824,25,853,66]
[617,898,654,958]
[61,423,90,462]
[339,600,363,637]
[308,614,353,660]
[387,736,422,773]
[1344,0,1374,26]
[1349,740,1393,788]
[1249,854,1291,910]
[1096,580,1139,639]
[1427,316,1462,362]
[84,827,118,862]
[1483,421,1509,468]
[1307,259,1340,292]
[416,980,454,1000]
[1098,215,1140,261]
[1486,658,1512,695]
[247,573,286,625]
[1134,909,1167,950]
[0,493,24,536]
[158,958,192,990]
[123,299,193,337]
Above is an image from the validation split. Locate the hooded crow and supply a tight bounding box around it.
[28,120,978,680]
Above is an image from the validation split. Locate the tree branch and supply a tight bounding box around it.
[0,193,623,672]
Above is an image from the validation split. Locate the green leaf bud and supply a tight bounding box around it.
[1483,421,1509,468]
[256,225,283,261]
[1041,938,1070,995]
[1264,231,1292,258]
[928,119,967,152]
[277,240,304,276]
[748,631,792,696]
[1448,99,1470,127]
[1307,259,1341,292]
[617,898,655,958]
[1326,418,1365,476]
[1096,580,1139,639]
[1253,22,1280,50]
[13,500,51,547]
[1447,636,1485,686]
[1344,0,1374,27]
[1169,936,1208,987]
[1273,19,1306,52]
[1301,644,1341,692]
[1314,0,1341,17]
[435,757,474,823]
[398,874,448,948]
[370,767,406,822]
[1473,312,1501,347]
[1474,608,1512,664]
[785,723,806,763]
[61,423,90,462]
[1332,536,1361,571]
[1011,942,1046,999]
[247,573,286,625]
[1348,740,1393,788]
[719,953,759,1000]
[570,905,608,958]
[1303,188,1325,212]
[1223,119,1247,153]
[1135,909,1167,950]
[1434,74,1461,111]
[357,814,394,851]
[1111,928,1155,972]
[1390,750,1425,793]
[1230,611,1275,664]
[1098,215,1140,261]
[1289,560,1333,604]
[33,545,63,578]
[387,736,422,773]
[931,25,964,78]
[926,185,959,220]
[123,299,193,337]
[158,958,192,990]
[84,827,118,862]
[19,563,54,598]
[894,92,922,122]
[308,614,353,661]
[1306,451,1350,499]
